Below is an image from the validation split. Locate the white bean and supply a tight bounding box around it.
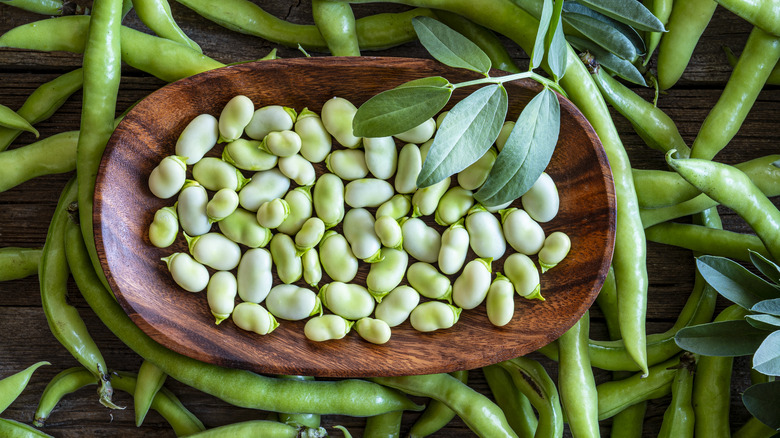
[364,136,398,179]
[374,215,403,250]
[269,233,302,284]
[265,284,321,321]
[504,253,542,300]
[149,155,187,199]
[218,207,272,248]
[295,108,332,163]
[206,188,239,222]
[262,130,302,158]
[161,252,209,293]
[302,247,322,287]
[175,113,219,165]
[185,232,241,271]
[232,302,278,335]
[256,198,290,229]
[486,274,515,327]
[319,282,374,320]
[326,149,368,180]
[344,178,394,208]
[394,117,435,144]
[465,205,506,260]
[376,194,411,220]
[238,169,290,212]
[222,138,277,171]
[149,206,178,248]
[375,286,420,327]
[457,147,496,190]
[500,208,545,255]
[438,220,469,275]
[218,95,254,142]
[366,248,408,302]
[411,176,450,217]
[177,181,211,236]
[304,314,352,342]
[355,318,392,344]
[276,186,313,236]
[321,97,361,148]
[452,258,492,309]
[245,105,296,140]
[521,172,559,223]
[312,173,345,228]
[538,231,571,273]
[207,271,237,324]
[394,143,421,194]
[278,153,315,186]
[401,217,441,263]
[434,186,474,226]
[318,231,358,282]
[192,157,250,192]
[407,262,452,301]
[343,208,383,262]
[237,248,273,303]
[410,301,461,332]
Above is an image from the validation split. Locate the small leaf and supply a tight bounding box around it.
[475,87,560,207]
[397,76,451,88]
[747,314,780,330]
[575,0,666,32]
[546,15,568,80]
[750,250,780,285]
[674,320,768,356]
[352,83,452,138]
[743,381,780,429]
[563,12,638,62]
[697,255,780,309]
[754,331,780,375]
[412,16,492,74]
[568,36,646,86]
[753,299,780,317]
[531,0,554,69]
[417,84,508,188]
[562,1,646,54]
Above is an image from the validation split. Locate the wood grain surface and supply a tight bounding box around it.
[0,1,777,436]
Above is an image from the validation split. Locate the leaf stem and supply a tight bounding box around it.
[451,71,567,97]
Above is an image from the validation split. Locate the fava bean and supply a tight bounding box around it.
[321,96,361,148]
[395,143,422,194]
[270,233,302,285]
[256,198,290,229]
[452,258,492,309]
[435,186,474,226]
[185,232,241,271]
[465,205,506,260]
[500,208,545,255]
[485,200,513,213]
[237,248,273,303]
[262,130,302,158]
[407,262,452,302]
[206,188,239,222]
[177,180,211,236]
[218,94,254,142]
[302,248,322,287]
[318,231,358,282]
[538,231,571,273]
[486,273,515,326]
[278,153,315,186]
[438,220,469,275]
[394,117,435,144]
[521,172,559,223]
[277,186,313,236]
[175,113,218,165]
[218,207,272,248]
[312,173,345,228]
[295,108,332,163]
[364,136,398,179]
[504,253,542,300]
[232,302,279,335]
[344,208,383,262]
[367,248,408,301]
[401,217,441,263]
[207,271,237,324]
[412,176,450,217]
[374,285,420,327]
[161,253,209,292]
[319,281,375,320]
[376,194,412,220]
[192,157,250,192]
[410,301,461,332]
[238,168,290,212]
[326,149,368,180]
[149,155,187,199]
[295,217,326,255]
[345,178,394,208]
[148,206,178,248]
[222,138,277,171]
[265,284,322,321]
[304,314,353,342]
[245,105,296,140]
[458,147,496,190]
[374,215,403,250]
[355,318,392,344]
[495,121,514,152]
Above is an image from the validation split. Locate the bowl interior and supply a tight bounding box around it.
[94,57,615,377]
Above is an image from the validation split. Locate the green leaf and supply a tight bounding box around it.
[412,16,492,75]
[697,256,780,309]
[417,84,508,188]
[562,1,646,55]
[352,82,452,138]
[747,314,780,330]
[396,76,451,88]
[575,0,666,32]
[546,14,568,81]
[568,36,646,86]
[475,87,560,207]
[750,250,780,285]
[753,299,780,317]
[531,0,554,69]
[674,320,768,356]
[743,381,780,429]
[754,331,780,375]
[563,12,638,62]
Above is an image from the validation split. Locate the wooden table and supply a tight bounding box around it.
[0,2,776,436]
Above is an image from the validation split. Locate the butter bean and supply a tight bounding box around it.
[312,173,345,228]
[177,180,211,236]
[276,186,313,236]
[504,252,542,300]
[278,153,315,186]
[232,302,279,335]
[319,282,374,320]
[394,117,435,144]
[270,233,302,284]
[374,215,403,250]
[207,271,237,324]
[364,136,398,179]
[238,169,290,212]
[410,301,461,332]
[295,108,332,163]
[302,248,322,287]
[161,252,209,293]
[265,284,322,321]
[218,207,272,248]
[185,232,241,271]
[521,172,559,223]
[438,220,469,275]
[304,314,353,342]
[149,155,187,199]
[236,248,273,303]
[218,95,254,142]
[500,208,545,255]
[321,97,361,149]
[538,231,571,273]
[326,149,368,180]
[412,176,450,217]
[434,186,474,226]
[394,143,421,194]
[245,105,296,140]
[374,286,420,327]
[345,178,394,209]
[318,231,358,282]
[256,198,290,229]
[452,258,492,310]
[343,208,383,262]
[294,217,326,255]
[192,157,250,191]
[355,318,392,345]
[206,188,239,222]
[400,217,441,263]
[407,262,452,302]
[486,273,515,327]
[149,206,178,248]
[366,248,408,302]
[465,205,506,260]
[262,130,302,158]
[222,138,277,171]
[458,147,496,190]
[175,113,219,165]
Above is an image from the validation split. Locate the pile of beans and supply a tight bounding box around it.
[147,94,571,344]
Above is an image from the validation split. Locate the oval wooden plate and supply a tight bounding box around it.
[95,57,615,378]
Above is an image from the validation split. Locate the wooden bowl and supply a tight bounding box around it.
[94,57,615,377]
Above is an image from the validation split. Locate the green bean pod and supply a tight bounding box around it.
[646,222,770,261]
[218,207,272,248]
[266,284,322,321]
[236,248,273,304]
[185,232,241,271]
[0,361,49,415]
[482,365,538,437]
[319,282,375,320]
[295,108,332,163]
[321,96,361,148]
[232,302,279,335]
[175,113,219,165]
[161,252,209,293]
[401,217,441,263]
[312,0,360,56]
[0,247,42,282]
[557,312,599,438]
[0,418,53,437]
[0,130,78,193]
[395,143,422,194]
[245,105,296,140]
[238,168,290,212]
[407,262,453,302]
[270,233,303,285]
[408,370,468,438]
[222,138,277,171]
[712,0,780,52]
[134,360,167,427]
[374,285,420,327]
[275,375,322,429]
[34,367,99,427]
[344,208,383,262]
[412,176,451,218]
[497,357,563,438]
[318,231,358,282]
[355,318,392,345]
[597,355,679,420]
[133,0,201,52]
[0,103,38,137]
[367,248,408,301]
[312,173,345,228]
[657,353,696,438]
[149,155,187,199]
[409,301,461,332]
[364,136,398,179]
[302,248,322,287]
[656,0,718,90]
[277,186,313,236]
[206,188,239,222]
[207,271,238,324]
[304,314,353,342]
[376,194,412,220]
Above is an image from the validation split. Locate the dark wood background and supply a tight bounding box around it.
[0,1,777,436]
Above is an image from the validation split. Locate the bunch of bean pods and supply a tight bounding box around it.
[0,0,778,437]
